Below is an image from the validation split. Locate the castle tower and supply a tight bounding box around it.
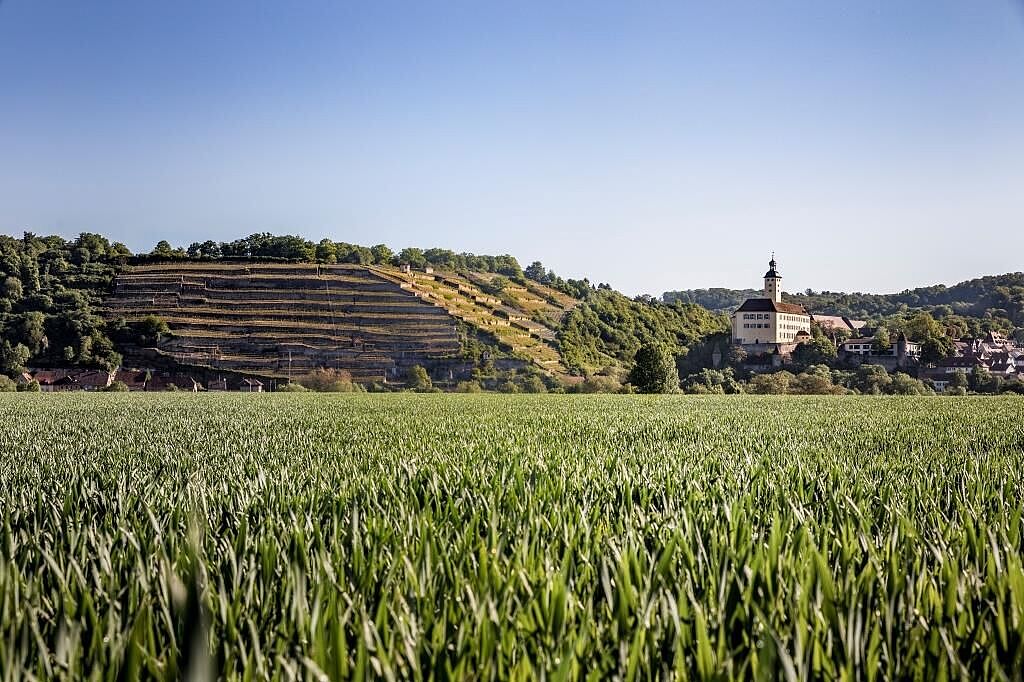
[763,255,782,303]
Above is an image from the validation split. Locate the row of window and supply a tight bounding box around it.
[742,323,768,329]
[741,313,770,320]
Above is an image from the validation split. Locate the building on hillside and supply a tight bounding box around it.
[242,378,264,393]
[731,257,812,356]
[838,333,920,370]
[113,369,149,391]
[811,314,867,336]
[919,332,1023,390]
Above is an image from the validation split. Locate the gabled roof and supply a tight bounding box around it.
[735,298,808,315]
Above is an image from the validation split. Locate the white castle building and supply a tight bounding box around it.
[731,257,811,351]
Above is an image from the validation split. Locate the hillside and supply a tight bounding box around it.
[103,263,463,382]
[0,231,726,387]
[664,273,1024,337]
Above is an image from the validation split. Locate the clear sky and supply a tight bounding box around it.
[1,1,1022,296]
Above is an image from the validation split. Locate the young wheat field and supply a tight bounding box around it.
[1,394,1022,680]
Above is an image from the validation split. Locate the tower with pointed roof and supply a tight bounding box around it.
[730,255,811,351]
[764,254,782,303]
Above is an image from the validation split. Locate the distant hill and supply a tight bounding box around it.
[0,231,727,388]
[664,273,1024,337]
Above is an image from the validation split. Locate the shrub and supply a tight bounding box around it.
[406,366,432,392]
[301,368,356,392]
[455,380,483,393]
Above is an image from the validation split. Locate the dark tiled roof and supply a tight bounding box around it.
[735,298,808,315]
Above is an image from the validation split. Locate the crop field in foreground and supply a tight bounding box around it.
[1,394,1022,680]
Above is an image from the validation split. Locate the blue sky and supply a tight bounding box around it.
[1,1,1022,296]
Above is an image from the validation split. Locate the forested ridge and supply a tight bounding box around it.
[665,273,1024,339]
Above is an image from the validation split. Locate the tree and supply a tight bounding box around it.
[406,365,432,391]
[904,312,944,342]
[682,368,742,394]
[856,364,892,395]
[151,240,175,257]
[920,335,954,364]
[792,336,837,367]
[1,277,22,301]
[790,365,840,395]
[970,365,1000,394]
[301,368,355,392]
[135,315,171,346]
[0,375,16,392]
[521,375,547,393]
[872,327,891,355]
[948,370,969,394]
[0,341,31,375]
[18,312,47,354]
[370,244,393,265]
[398,248,427,269]
[574,375,622,394]
[889,373,930,395]
[627,344,679,394]
[524,261,547,282]
[748,371,793,394]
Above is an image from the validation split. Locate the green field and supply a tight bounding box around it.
[1,394,1022,680]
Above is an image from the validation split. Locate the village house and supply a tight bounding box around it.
[811,314,867,336]
[731,257,812,355]
[838,333,920,370]
[919,331,1023,389]
[242,378,264,393]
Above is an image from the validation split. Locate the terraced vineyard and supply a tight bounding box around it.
[2,394,1022,679]
[104,263,463,382]
[104,262,579,382]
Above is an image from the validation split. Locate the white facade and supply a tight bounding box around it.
[730,258,811,346]
[733,311,811,345]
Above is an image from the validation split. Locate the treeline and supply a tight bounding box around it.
[679,364,1022,396]
[0,233,128,375]
[665,273,1024,339]
[146,233,525,278]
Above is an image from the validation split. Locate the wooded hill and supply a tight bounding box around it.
[0,232,725,387]
[665,273,1024,340]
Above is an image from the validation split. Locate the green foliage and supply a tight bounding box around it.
[791,335,838,367]
[520,375,547,394]
[872,327,891,354]
[1,394,1023,678]
[558,290,726,375]
[0,375,16,392]
[300,368,357,392]
[0,341,30,376]
[406,365,433,391]
[665,273,1024,337]
[628,344,679,394]
[103,380,130,393]
[682,368,743,394]
[0,232,125,372]
[454,380,483,393]
[572,375,623,394]
[748,370,795,394]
